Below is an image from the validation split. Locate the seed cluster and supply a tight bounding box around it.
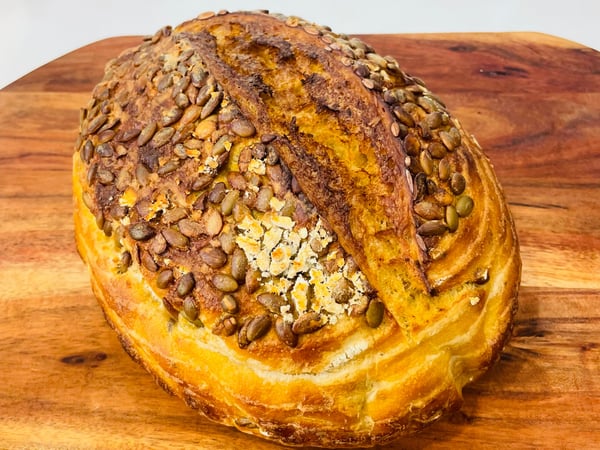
[75,18,386,351]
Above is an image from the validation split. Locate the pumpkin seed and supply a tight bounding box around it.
[403,133,421,156]
[135,163,151,186]
[156,269,174,289]
[180,104,202,126]
[129,222,155,241]
[419,150,434,175]
[366,52,388,69]
[157,160,180,176]
[237,320,251,348]
[94,210,104,230]
[156,73,173,92]
[201,91,223,119]
[445,205,459,232]
[275,317,298,347]
[190,65,207,86]
[202,208,223,236]
[81,140,94,163]
[211,134,232,156]
[162,207,187,224]
[438,158,451,181]
[260,133,276,144]
[82,192,93,211]
[137,122,157,146]
[208,182,226,203]
[195,83,213,106]
[456,195,474,217]
[177,272,195,297]
[257,293,286,314]
[413,172,427,201]
[150,232,168,254]
[183,297,199,321]
[96,143,114,157]
[162,297,179,320]
[231,247,248,282]
[97,129,115,144]
[245,268,261,294]
[174,92,190,109]
[246,314,272,342]
[365,299,384,328]
[424,111,443,129]
[170,124,194,145]
[161,106,183,127]
[417,220,447,236]
[417,95,437,113]
[221,190,240,216]
[292,311,325,335]
[191,173,213,191]
[199,246,227,268]
[414,201,444,220]
[141,251,159,272]
[221,294,239,314]
[162,227,189,249]
[212,273,238,292]
[428,141,447,159]
[450,172,466,195]
[98,168,116,187]
[152,127,175,147]
[178,218,203,238]
[230,118,256,137]
[440,128,460,151]
[85,114,107,135]
[393,106,415,127]
[255,186,273,212]
[118,127,141,142]
[102,220,112,237]
[218,231,236,254]
[171,76,190,98]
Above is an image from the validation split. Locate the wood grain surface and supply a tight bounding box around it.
[1,31,599,449]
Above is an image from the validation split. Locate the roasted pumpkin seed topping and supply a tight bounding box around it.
[75,18,390,350]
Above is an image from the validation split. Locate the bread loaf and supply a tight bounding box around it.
[73,10,521,447]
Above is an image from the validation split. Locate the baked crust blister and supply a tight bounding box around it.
[73,10,521,448]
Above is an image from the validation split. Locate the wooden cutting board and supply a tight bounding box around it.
[0,31,599,449]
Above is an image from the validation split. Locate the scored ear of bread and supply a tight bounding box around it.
[73,10,520,448]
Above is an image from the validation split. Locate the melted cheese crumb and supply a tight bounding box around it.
[235,212,369,323]
[290,276,310,313]
[248,159,266,175]
[119,187,137,208]
[145,192,169,220]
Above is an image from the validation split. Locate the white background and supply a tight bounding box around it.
[1,0,598,88]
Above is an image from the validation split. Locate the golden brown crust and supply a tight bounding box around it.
[73,10,520,448]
